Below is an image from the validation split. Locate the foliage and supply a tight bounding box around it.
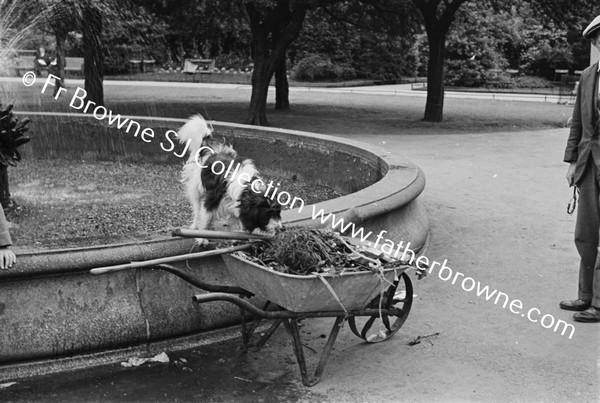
[0,104,30,167]
[101,4,169,74]
[131,0,250,65]
[530,0,600,70]
[443,1,524,86]
[483,73,553,89]
[213,53,253,71]
[290,2,419,82]
[440,0,583,86]
[510,75,553,88]
[521,41,573,80]
[291,53,355,81]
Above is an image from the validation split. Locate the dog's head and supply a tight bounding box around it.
[238,182,283,234]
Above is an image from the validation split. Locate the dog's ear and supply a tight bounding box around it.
[266,198,282,213]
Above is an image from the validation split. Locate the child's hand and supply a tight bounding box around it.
[0,247,16,269]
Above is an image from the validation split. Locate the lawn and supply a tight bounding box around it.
[0,80,574,135]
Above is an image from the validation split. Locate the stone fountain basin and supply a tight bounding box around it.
[0,114,428,378]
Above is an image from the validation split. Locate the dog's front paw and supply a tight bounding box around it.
[195,237,209,247]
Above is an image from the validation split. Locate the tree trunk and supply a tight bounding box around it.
[413,0,467,123]
[53,30,67,97]
[82,6,104,106]
[246,56,273,125]
[245,4,272,126]
[423,30,446,122]
[274,56,289,110]
[244,1,308,125]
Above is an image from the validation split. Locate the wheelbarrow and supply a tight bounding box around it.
[90,229,417,387]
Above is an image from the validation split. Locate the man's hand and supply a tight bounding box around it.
[566,162,577,186]
[0,247,16,269]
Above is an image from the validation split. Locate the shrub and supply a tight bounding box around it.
[0,104,30,209]
[445,60,487,87]
[485,74,554,89]
[103,45,131,75]
[101,5,168,75]
[521,42,573,80]
[351,35,414,82]
[291,54,356,82]
[512,75,553,88]
[485,72,515,89]
[214,53,252,71]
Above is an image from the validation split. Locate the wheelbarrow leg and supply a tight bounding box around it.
[284,316,345,387]
[239,301,274,349]
[250,318,283,352]
[239,306,251,349]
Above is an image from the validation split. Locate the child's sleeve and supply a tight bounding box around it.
[0,206,13,247]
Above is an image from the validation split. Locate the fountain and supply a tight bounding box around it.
[0,113,429,379]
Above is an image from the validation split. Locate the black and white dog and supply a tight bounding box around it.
[177,115,282,244]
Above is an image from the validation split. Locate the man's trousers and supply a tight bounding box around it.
[575,157,600,308]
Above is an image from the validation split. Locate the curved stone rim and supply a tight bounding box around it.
[5,113,426,279]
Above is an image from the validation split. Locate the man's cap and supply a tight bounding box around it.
[583,15,600,38]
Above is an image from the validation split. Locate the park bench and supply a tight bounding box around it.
[554,68,569,83]
[6,54,84,76]
[183,58,215,74]
[64,57,84,74]
[128,59,156,73]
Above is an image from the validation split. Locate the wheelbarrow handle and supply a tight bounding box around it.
[90,244,252,275]
[172,228,273,241]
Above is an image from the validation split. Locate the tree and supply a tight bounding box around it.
[530,0,600,69]
[244,0,312,125]
[76,0,106,106]
[36,0,130,106]
[293,1,419,82]
[133,0,251,67]
[443,0,526,87]
[412,0,469,122]
[101,4,169,75]
[274,56,290,109]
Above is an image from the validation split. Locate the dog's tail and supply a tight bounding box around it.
[177,115,213,156]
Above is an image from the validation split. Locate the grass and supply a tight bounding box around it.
[107,71,381,88]
[0,80,574,135]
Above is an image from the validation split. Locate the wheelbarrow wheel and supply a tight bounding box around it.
[348,271,413,343]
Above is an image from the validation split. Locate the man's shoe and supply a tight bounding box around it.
[573,307,600,322]
[559,299,591,311]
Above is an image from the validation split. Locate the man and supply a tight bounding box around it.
[33,46,50,76]
[562,15,600,322]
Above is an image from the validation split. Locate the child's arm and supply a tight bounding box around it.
[0,246,15,269]
[0,205,15,269]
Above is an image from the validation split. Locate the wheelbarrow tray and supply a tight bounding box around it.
[222,253,409,313]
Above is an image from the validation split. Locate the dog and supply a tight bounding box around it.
[177,115,283,245]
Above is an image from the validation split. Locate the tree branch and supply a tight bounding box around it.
[320,5,370,30]
[244,2,261,31]
[439,0,468,30]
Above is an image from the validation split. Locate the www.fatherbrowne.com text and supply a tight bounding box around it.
[30,73,575,340]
